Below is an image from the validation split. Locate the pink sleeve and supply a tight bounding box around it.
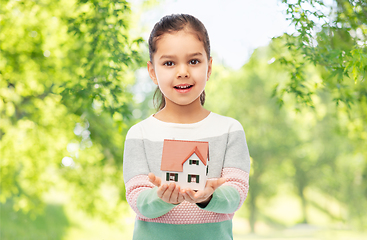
[125,175,155,219]
[125,174,176,219]
[221,167,250,210]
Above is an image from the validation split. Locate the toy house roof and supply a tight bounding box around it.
[160,139,209,172]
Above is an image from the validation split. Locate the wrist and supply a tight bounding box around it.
[196,195,212,208]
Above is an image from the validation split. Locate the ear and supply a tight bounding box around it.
[206,57,213,81]
[147,61,158,85]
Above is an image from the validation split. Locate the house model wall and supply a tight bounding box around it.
[160,139,209,191]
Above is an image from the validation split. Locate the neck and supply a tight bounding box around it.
[154,98,210,124]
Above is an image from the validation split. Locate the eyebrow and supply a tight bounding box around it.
[159,55,175,60]
[159,52,203,60]
[187,52,203,58]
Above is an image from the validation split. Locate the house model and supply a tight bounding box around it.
[160,139,209,191]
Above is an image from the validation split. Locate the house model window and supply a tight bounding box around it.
[160,139,209,191]
[166,173,178,182]
[188,174,199,183]
[189,160,199,165]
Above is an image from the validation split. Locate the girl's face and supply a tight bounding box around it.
[148,30,212,108]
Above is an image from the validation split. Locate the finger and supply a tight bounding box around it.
[217,177,226,187]
[157,184,168,198]
[197,179,225,200]
[177,191,185,203]
[182,191,195,203]
[161,183,176,202]
[148,173,161,187]
[148,173,156,184]
[207,177,226,190]
[194,189,210,200]
[183,189,196,201]
[155,176,162,186]
[170,185,180,203]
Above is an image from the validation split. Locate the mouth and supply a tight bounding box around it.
[174,84,193,90]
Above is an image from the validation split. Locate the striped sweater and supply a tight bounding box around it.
[123,112,250,240]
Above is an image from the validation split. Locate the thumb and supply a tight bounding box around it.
[148,173,161,187]
[209,177,226,190]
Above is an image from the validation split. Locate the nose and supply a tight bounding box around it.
[177,64,189,78]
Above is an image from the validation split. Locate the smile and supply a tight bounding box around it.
[174,85,193,89]
[174,84,193,93]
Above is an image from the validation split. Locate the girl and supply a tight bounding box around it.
[123,14,250,240]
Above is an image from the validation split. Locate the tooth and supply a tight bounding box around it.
[176,85,190,89]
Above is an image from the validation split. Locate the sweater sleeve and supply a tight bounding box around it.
[123,125,176,219]
[200,119,250,213]
[199,168,249,213]
[125,175,176,219]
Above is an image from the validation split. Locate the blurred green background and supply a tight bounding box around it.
[1,0,366,239]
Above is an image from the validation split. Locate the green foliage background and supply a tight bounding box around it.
[0,0,366,238]
[0,0,143,221]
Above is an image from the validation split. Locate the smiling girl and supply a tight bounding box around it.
[123,14,250,240]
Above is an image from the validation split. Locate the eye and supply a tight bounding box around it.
[189,59,200,65]
[164,61,174,67]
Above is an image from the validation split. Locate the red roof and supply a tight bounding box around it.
[160,139,209,172]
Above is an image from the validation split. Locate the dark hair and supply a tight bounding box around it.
[148,14,210,111]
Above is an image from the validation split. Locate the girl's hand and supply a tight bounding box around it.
[148,172,161,187]
[148,173,185,205]
[182,178,226,205]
